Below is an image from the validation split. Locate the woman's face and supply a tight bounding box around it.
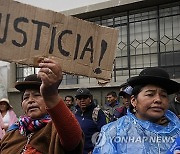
[22,89,47,119]
[131,84,169,122]
[0,101,8,112]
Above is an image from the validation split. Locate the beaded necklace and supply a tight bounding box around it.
[21,133,34,154]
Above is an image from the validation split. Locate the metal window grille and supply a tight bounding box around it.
[16,2,180,84]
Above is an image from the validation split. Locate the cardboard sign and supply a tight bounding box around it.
[0,0,119,81]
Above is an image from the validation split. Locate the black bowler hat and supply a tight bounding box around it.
[15,74,42,92]
[127,67,180,94]
[75,88,92,97]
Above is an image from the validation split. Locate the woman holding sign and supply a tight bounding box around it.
[0,58,83,153]
[93,67,180,154]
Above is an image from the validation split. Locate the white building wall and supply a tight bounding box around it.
[0,62,9,99]
[15,0,109,12]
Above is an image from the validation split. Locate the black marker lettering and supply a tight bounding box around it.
[74,34,81,60]
[98,40,107,66]
[32,20,50,50]
[12,17,28,47]
[58,30,72,57]
[0,13,10,44]
[80,36,93,63]
[93,39,107,74]
[49,26,56,54]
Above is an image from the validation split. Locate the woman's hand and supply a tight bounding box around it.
[2,124,9,131]
[37,57,63,108]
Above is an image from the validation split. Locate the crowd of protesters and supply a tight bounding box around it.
[0,65,180,154]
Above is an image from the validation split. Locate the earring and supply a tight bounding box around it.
[133,106,137,113]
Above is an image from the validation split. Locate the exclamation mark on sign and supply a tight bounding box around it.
[94,40,107,74]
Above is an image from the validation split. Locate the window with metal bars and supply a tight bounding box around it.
[16,2,180,84]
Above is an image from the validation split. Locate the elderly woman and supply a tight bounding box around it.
[93,67,180,154]
[0,58,83,153]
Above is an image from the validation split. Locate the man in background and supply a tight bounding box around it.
[104,91,120,122]
[64,95,76,113]
[115,84,133,118]
[75,88,107,154]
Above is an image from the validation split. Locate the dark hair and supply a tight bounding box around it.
[106,91,117,97]
[129,84,146,113]
[65,95,74,102]
[131,85,145,98]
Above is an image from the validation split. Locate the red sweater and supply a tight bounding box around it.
[47,99,82,150]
